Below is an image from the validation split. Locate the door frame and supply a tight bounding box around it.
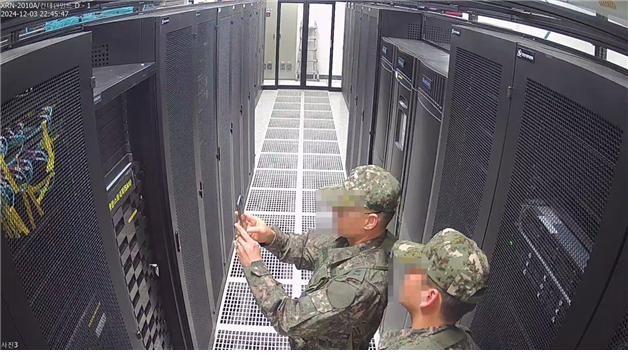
[265,0,341,91]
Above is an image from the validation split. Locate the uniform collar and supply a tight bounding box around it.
[328,232,388,266]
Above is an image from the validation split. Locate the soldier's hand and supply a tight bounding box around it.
[234,223,262,267]
[239,213,276,245]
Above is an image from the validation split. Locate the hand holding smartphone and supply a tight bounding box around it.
[236,195,246,236]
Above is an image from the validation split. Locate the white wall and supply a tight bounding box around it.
[333,3,345,77]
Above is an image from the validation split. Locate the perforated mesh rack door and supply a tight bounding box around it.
[1,35,132,349]
[422,15,457,51]
[609,310,628,349]
[471,78,623,350]
[431,47,502,239]
[198,17,224,310]
[164,22,213,349]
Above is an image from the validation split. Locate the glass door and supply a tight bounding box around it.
[266,0,343,90]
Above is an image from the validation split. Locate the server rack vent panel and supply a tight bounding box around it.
[2,66,131,349]
[417,63,446,112]
[165,26,212,349]
[432,48,501,239]
[471,79,623,349]
[92,44,110,67]
[422,15,455,51]
[608,310,628,349]
[407,23,422,40]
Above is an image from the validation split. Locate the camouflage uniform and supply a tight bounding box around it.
[378,229,490,350]
[241,165,401,349]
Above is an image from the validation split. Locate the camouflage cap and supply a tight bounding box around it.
[392,228,489,304]
[320,165,401,213]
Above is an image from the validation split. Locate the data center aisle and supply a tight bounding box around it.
[212,90,378,350]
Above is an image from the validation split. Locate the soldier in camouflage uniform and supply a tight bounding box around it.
[233,165,401,349]
[378,229,490,350]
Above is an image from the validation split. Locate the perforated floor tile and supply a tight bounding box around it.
[265,128,300,140]
[247,213,296,233]
[305,97,330,104]
[271,110,300,119]
[305,103,332,111]
[303,141,340,154]
[305,111,333,119]
[214,330,291,350]
[220,282,294,326]
[252,170,298,189]
[302,191,317,214]
[277,90,302,97]
[230,248,294,279]
[247,190,296,212]
[257,154,299,169]
[305,91,329,97]
[275,96,301,103]
[261,140,299,153]
[268,118,300,128]
[303,154,344,171]
[302,215,316,233]
[304,119,335,129]
[302,270,313,281]
[304,129,337,141]
[274,102,301,110]
[303,171,346,189]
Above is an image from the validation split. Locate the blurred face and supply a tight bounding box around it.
[333,206,380,238]
[400,268,430,309]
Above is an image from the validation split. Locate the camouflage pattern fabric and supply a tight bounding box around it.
[242,224,394,349]
[320,165,401,213]
[378,325,479,350]
[391,228,489,304]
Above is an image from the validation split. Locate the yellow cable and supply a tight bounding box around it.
[35,172,55,203]
[27,187,43,216]
[22,191,36,230]
[0,154,19,192]
[41,121,55,172]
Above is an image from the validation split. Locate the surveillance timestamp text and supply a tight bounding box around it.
[1,10,69,17]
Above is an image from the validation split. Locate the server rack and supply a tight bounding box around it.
[423,25,628,350]
[1,32,141,350]
[421,13,468,52]
[396,41,449,244]
[346,3,362,174]
[230,4,244,205]
[217,5,237,272]
[155,8,218,349]
[372,38,396,168]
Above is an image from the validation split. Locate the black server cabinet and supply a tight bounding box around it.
[230,4,244,205]
[341,2,352,105]
[155,9,217,349]
[1,33,141,350]
[372,38,396,168]
[396,47,449,244]
[458,26,628,350]
[217,5,236,269]
[423,26,514,245]
[421,13,467,52]
[242,3,254,194]
[346,4,361,174]
[196,5,225,312]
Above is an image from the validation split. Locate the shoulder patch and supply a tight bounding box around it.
[346,268,367,283]
[327,281,357,309]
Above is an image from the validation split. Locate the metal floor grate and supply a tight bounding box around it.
[252,170,298,189]
[277,90,302,97]
[303,154,344,171]
[246,213,296,233]
[304,129,338,141]
[247,190,297,212]
[304,119,335,129]
[302,215,316,233]
[265,128,300,140]
[261,140,299,153]
[274,103,301,110]
[303,141,340,154]
[271,110,300,119]
[214,330,291,350]
[217,90,377,350]
[304,111,333,120]
[230,248,295,280]
[305,97,330,104]
[302,191,317,214]
[257,154,299,169]
[304,91,328,97]
[305,103,332,111]
[268,118,300,128]
[275,96,301,103]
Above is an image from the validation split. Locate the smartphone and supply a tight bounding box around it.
[236,195,245,228]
